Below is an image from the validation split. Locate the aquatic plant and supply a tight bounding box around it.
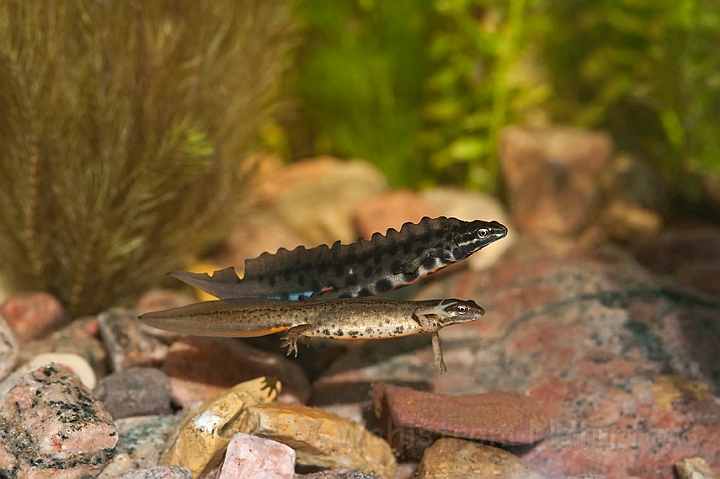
[0,0,296,316]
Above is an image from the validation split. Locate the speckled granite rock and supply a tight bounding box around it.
[113,466,193,479]
[98,308,169,371]
[415,438,545,479]
[372,383,550,459]
[93,368,173,419]
[295,470,382,479]
[0,314,18,382]
[241,402,396,479]
[0,292,66,344]
[218,432,295,479]
[98,415,182,479]
[314,255,720,478]
[163,336,310,407]
[0,363,118,478]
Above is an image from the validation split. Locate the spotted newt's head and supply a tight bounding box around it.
[453,220,508,257]
[414,299,485,330]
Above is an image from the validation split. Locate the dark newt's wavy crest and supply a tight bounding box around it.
[245,216,447,279]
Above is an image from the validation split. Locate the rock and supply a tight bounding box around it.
[98,415,182,479]
[0,292,66,344]
[213,212,309,277]
[0,363,118,478]
[0,371,23,404]
[159,376,280,477]
[255,156,387,246]
[18,316,108,379]
[113,466,193,479]
[0,314,18,382]
[415,438,545,479]
[98,308,169,371]
[241,402,396,479]
[163,337,310,408]
[136,289,197,314]
[353,190,437,240]
[600,199,663,242]
[372,383,550,459]
[314,255,720,476]
[218,432,295,479]
[420,187,514,270]
[635,228,720,299]
[498,125,612,235]
[675,457,716,479]
[295,470,381,479]
[93,368,173,419]
[17,352,97,389]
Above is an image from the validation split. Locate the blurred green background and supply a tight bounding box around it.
[1,0,719,315]
[281,0,720,197]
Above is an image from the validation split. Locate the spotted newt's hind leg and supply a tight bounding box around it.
[280,324,313,357]
[398,248,455,275]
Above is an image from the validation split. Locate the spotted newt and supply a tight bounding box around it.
[139,298,485,372]
[169,216,507,300]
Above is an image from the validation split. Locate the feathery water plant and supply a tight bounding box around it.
[0,1,296,316]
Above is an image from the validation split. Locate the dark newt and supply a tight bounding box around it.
[139,297,485,372]
[170,216,507,300]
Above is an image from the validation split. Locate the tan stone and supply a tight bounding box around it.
[263,157,387,246]
[241,402,396,479]
[353,190,437,240]
[416,438,545,479]
[675,457,716,479]
[600,199,662,241]
[159,376,281,478]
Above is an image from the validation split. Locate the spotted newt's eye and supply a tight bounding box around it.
[456,304,468,314]
[477,229,488,238]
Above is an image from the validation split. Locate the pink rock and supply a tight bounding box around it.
[498,125,612,235]
[163,336,310,408]
[315,255,720,477]
[373,383,550,459]
[218,432,295,479]
[354,190,437,240]
[0,292,66,344]
[0,363,117,478]
[113,466,193,479]
[97,308,169,372]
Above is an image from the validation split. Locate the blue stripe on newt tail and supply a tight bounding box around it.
[169,216,507,300]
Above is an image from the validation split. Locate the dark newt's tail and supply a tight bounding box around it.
[168,267,267,299]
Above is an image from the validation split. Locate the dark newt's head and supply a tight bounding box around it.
[453,219,508,257]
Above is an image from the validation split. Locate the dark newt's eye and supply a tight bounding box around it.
[456,304,468,314]
[477,229,488,238]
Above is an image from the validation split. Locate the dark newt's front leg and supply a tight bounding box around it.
[398,247,455,275]
[280,324,313,357]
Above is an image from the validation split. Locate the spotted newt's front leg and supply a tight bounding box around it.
[280,324,313,357]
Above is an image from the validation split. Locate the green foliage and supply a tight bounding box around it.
[544,0,720,197]
[421,0,550,190]
[291,0,549,189]
[294,0,435,187]
[0,0,295,316]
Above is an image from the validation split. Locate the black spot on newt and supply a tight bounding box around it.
[375,279,393,293]
[363,265,374,278]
